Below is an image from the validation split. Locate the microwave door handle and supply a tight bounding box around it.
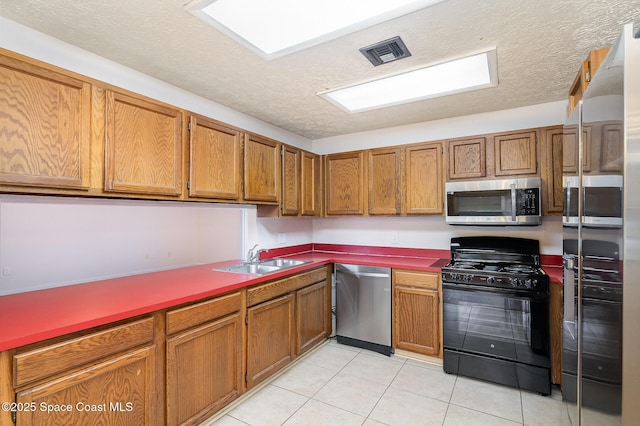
[511,184,517,222]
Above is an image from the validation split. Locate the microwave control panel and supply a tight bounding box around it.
[516,188,540,215]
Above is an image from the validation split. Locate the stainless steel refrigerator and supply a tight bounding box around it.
[562,22,640,425]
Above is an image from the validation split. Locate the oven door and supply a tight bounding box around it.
[443,283,549,366]
[562,295,622,413]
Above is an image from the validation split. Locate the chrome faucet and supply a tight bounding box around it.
[247,244,268,263]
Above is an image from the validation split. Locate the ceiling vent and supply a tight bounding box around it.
[359,36,411,66]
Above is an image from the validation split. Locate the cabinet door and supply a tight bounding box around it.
[244,134,279,202]
[16,346,156,425]
[404,142,443,215]
[105,90,182,196]
[325,151,365,215]
[393,286,440,357]
[0,54,91,190]
[447,137,486,180]
[246,293,294,388]
[368,148,401,215]
[296,281,328,355]
[300,151,321,216]
[562,125,592,174]
[281,145,300,215]
[600,123,623,172]
[393,270,441,357]
[541,126,564,215]
[166,313,242,426]
[494,130,538,176]
[188,115,241,200]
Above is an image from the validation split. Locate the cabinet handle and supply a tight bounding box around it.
[511,184,517,221]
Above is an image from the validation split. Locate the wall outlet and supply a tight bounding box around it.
[277,233,286,244]
[391,232,399,244]
[2,267,11,276]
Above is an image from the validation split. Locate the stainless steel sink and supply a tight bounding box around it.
[213,258,310,275]
[259,258,308,268]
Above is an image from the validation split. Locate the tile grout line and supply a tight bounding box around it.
[360,351,408,423]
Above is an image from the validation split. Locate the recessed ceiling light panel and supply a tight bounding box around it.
[319,49,499,113]
[185,0,447,59]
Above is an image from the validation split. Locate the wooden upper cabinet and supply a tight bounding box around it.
[104,90,182,196]
[563,124,592,174]
[494,130,538,176]
[325,151,365,215]
[404,142,444,215]
[568,47,611,114]
[188,115,241,200]
[300,151,321,216]
[541,126,564,215]
[599,123,623,172]
[368,148,401,215]
[244,134,279,203]
[447,137,486,180]
[0,53,91,190]
[281,145,300,215]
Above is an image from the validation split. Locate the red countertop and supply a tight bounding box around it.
[0,250,445,352]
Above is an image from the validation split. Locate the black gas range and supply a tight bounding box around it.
[442,236,549,292]
[442,236,551,395]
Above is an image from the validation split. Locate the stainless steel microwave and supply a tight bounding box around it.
[445,177,542,225]
[563,175,623,228]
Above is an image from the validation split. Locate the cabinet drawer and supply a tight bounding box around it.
[247,267,327,307]
[13,317,154,388]
[166,291,241,335]
[393,270,439,290]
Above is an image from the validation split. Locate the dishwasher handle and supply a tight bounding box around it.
[352,272,391,279]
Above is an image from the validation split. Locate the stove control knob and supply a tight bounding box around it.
[486,276,495,285]
[524,279,532,289]
[463,274,472,283]
[510,277,520,287]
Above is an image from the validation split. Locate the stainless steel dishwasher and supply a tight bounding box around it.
[335,263,392,356]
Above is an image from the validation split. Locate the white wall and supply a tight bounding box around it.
[257,217,314,251]
[312,101,567,155]
[312,216,563,255]
[0,195,245,295]
[0,17,313,152]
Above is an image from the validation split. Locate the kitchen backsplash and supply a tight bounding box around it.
[0,195,245,295]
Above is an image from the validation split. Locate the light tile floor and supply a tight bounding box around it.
[203,339,574,426]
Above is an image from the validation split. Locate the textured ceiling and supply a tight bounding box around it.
[1,0,639,140]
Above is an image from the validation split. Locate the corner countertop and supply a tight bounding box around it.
[0,251,445,352]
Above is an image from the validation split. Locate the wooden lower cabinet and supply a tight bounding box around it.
[246,293,295,388]
[16,346,156,425]
[296,280,329,355]
[12,317,158,426]
[246,266,330,389]
[166,314,242,426]
[165,291,242,426]
[392,270,441,357]
[550,282,563,385]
